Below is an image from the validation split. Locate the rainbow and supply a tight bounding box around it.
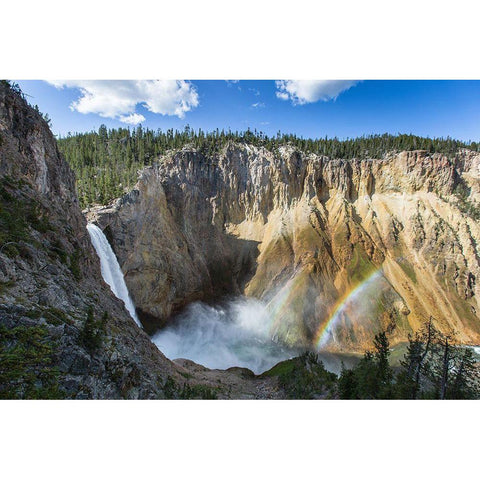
[263,266,386,349]
[314,268,384,350]
[265,274,306,338]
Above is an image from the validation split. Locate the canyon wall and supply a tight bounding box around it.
[89,143,480,351]
[0,82,179,398]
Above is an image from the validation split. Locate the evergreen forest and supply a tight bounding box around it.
[57,125,480,207]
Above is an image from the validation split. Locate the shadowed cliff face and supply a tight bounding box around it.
[89,143,480,352]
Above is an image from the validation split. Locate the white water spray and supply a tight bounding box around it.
[87,223,141,327]
[151,296,355,375]
[152,297,297,374]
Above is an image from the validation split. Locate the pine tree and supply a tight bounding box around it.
[56,125,480,208]
[396,317,438,399]
[373,331,394,397]
[448,347,479,399]
[80,306,105,352]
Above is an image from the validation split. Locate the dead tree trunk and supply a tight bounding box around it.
[413,317,434,399]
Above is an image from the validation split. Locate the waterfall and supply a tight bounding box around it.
[87,223,141,327]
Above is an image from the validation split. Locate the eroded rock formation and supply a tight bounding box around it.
[89,143,480,351]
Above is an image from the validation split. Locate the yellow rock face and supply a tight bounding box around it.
[89,144,480,352]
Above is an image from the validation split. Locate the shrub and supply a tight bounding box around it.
[69,249,82,280]
[80,307,106,353]
[0,324,64,399]
[264,351,338,399]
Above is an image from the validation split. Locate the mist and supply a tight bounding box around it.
[152,297,299,374]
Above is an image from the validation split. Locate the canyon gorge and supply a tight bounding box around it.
[2,80,480,398]
[88,142,480,354]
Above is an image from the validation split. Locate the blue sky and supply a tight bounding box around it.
[15,80,480,142]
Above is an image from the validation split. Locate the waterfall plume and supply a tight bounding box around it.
[87,223,141,327]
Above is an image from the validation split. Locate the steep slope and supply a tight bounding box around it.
[0,82,183,398]
[89,143,480,352]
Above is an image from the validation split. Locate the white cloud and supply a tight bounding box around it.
[275,80,358,105]
[225,80,242,91]
[47,80,199,123]
[276,91,290,101]
[118,113,146,125]
[251,102,265,108]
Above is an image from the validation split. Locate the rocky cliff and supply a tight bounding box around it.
[89,143,480,352]
[0,82,185,398]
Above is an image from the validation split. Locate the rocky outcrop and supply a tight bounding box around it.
[0,82,184,398]
[89,143,480,352]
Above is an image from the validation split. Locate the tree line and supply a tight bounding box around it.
[56,125,480,208]
[3,80,479,208]
[338,318,479,399]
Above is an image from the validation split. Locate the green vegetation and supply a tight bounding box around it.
[338,319,480,399]
[43,307,72,326]
[179,383,218,399]
[0,279,15,295]
[69,248,82,280]
[80,307,106,353]
[23,306,73,326]
[338,331,394,399]
[46,239,82,280]
[453,182,480,220]
[163,375,219,399]
[163,375,177,398]
[264,351,338,399]
[347,245,376,284]
[0,176,52,255]
[1,80,24,99]
[262,357,299,378]
[397,257,417,283]
[262,320,479,399]
[49,238,68,265]
[0,324,64,399]
[57,125,480,208]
